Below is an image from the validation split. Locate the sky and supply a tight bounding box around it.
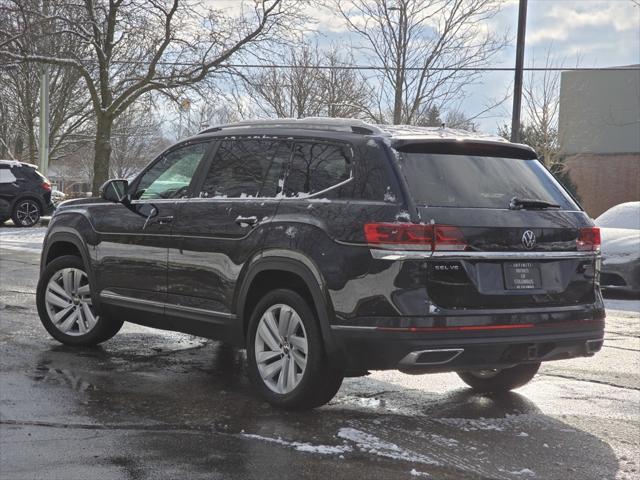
[211,0,640,133]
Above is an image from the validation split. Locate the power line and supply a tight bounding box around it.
[1,58,639,72]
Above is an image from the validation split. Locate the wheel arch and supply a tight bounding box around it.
[11,193,44,212]
[40,229,105,314]
[235,251,343,365]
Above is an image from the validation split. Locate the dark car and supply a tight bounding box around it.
[35,119,605,409]
[0,160,55,227]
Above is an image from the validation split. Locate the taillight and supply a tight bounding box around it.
[41,181,51,192]
[364,223,467,251]
[577,227,600,251]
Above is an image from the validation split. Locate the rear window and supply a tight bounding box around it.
[397,152,578,210]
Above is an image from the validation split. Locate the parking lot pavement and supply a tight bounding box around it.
[1,240,639,479]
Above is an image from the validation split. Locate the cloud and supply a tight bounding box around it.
[528,1,639,45]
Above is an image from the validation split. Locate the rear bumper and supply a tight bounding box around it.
[331,317,605,373]
[41,200,55,216]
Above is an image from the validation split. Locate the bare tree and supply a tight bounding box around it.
[108,100,171,179]
[1,0,309,193]
[243,41,374,119]
[521,48,564,167]
[331,0,507,125]
[0,0,92,164]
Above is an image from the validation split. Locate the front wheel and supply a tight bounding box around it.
[457,363,541,393]
[37,255,123,346]
[246,289,343,410]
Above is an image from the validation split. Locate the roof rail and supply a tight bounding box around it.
[199,117,383,135]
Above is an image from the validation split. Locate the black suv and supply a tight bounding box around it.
[36,119,605,409]
[0,160,55,227]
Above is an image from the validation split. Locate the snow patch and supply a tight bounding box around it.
[395,210,411,222]
[241,433,351,455]
[384,187,397,203]
[285,226,297,238]
[410,468,430,477]
[595,202,640,229]
[337,427,438,465]
[505,468,535,477]
[435,417,506,432]
[0,227,46,253]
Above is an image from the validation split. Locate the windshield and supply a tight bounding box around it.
[397,152,579,210]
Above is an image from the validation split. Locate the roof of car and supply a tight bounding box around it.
[196,117,534,154]
[0,159,37,168]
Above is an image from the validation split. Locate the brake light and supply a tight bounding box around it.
[40,181,51,192]
[577,227,600,251]
[364,223,467,251]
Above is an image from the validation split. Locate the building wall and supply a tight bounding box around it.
[559,69,640,155]
[564,153,640,218]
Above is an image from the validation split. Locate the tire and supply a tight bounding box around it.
[36,255,123,346]
[246,288,344,410]
[457,363,541,393]
[11,198,41,227]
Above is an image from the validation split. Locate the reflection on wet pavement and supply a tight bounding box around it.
[1,249,638,479]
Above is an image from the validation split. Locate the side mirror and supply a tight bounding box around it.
[101,179,129,203]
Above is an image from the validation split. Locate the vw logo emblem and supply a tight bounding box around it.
[522,230,536,249]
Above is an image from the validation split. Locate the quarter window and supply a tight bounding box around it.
[135,142,209,200]
[199,139,291,198]
[284,142,351,197]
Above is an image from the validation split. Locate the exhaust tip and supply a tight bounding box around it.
[399,348,464,367]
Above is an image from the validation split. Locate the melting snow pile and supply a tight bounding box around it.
[337,427,438,465]
[241,433,351,455]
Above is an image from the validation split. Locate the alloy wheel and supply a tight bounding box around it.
[44,267,98,336]
[254,303,308,394]
[15,200,40,226]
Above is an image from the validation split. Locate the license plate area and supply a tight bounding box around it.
[503,262,542,290]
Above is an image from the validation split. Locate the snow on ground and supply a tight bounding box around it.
[0,226,46,254]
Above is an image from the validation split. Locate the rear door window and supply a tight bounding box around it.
[199,139,291,198]
[284,141,352,198]
[397,151,578,210]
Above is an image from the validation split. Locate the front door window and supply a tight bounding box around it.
[134,142,210,200]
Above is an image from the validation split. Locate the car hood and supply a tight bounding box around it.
[56,197,105,209]
[600,227,640,264]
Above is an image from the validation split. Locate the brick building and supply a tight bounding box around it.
[558,66,640,218]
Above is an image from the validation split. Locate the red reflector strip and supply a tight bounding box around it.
[377,323,535,333]
[375,318,605,333]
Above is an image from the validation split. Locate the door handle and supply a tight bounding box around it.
[155,215,174,225]
[235,215,258,227]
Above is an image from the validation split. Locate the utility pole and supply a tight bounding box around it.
[510,0,528,143]
[39,0,50,173]
[39,68,49,173]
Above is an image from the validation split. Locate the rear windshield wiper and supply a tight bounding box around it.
[509,197,560,210]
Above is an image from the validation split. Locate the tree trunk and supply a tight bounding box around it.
[92,114,113,195]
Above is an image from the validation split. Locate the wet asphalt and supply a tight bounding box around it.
[0,229,639,479]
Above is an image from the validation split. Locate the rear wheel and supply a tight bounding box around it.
[37,255,123,346]
[246,288,343,410]
[11,198,41,227]
[457,363,541,393]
